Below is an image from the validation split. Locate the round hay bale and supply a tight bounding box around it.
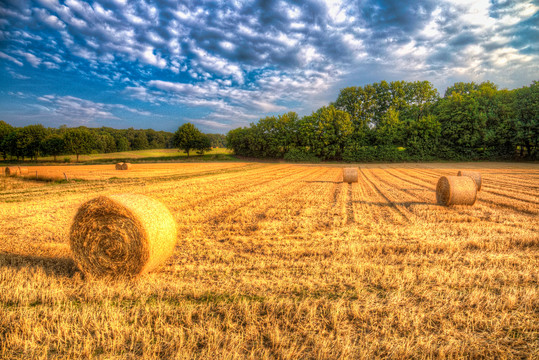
[121,162,132,170]
[457,170,482,191]
[436,176,477,206]
[5,167,19,176]
[343,167,359,183]
[115,162,124,170]
[70,194,177,279]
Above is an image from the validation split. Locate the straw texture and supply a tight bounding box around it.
[121,163,132,170]
[18,167,29,175]
[70,194,177,278]
[115,163,124,170]
[5,167,19,176]
[436,176,477,206]
[457,171,482,191]
[343,167,359,183]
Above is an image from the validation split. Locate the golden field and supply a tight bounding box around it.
[0,162,538,359]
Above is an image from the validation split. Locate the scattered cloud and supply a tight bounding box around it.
[0,0,537,131]
[35,94,152,125]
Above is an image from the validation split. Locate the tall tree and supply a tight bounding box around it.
[298,105,353,160]
[0,121,14,160]
[20,124,49,160]
[41,134,65,161]
[512,81,538,158]
[63,128,95,162]
[173,123,209,157]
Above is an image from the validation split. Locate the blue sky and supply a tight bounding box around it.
[1,0,537,133]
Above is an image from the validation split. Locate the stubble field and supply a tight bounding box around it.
[0,162,538,359]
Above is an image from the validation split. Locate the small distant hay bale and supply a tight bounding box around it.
[343,167,359,183]
[5,167,19,176]
[115,162,124,170]
[121,163,132,170]
[457,170,482,191]
[436,176,477,206]
[70,194,177,279]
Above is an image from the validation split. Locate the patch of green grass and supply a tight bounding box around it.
[1,148,237,166]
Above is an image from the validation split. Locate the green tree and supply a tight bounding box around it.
[206,133,227,148]
[512,81,538,158]
[95,133,116,153]
[0,121,14,160]
[132,132,149,150]
[63,128,95,162]
[116,137,130,152]
[41,134,65,161]
[193,134,212,155]
[173,123,207,157]
[404,115,441,157]
[298,105,353,160]
[376,107,404,146]
[19,124,49,160]
[402,81,439,121]
[3,129,23,160]
[436,85,486,157]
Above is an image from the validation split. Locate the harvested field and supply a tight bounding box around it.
[0,162,538,359]
[6,162,251,181]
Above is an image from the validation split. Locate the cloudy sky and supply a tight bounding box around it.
[1,0,537,132]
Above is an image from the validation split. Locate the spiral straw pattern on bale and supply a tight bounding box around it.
[121,163,132,170]
[115,162,124,170]
[70,194,177,278]
[457,170,482,191]
[436,176,477,206]
[343,167,359,183]
[5,167,19,176]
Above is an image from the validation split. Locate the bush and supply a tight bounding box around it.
[343,144,407,162]
[284,148,320,163]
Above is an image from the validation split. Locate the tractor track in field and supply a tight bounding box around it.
[359,168,412,224]
[203,166,323,227]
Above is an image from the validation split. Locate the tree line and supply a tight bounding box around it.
[226,80,538,161]
[0,123,227,162]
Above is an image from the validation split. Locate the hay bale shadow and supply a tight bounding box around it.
[0,252,79,278]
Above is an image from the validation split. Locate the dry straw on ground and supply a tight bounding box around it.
[70,193,177,279]
[5,167,19,176]
[121,163,132,170]
[18,167,29,175]
[458,170,482,191]
[436,175,477,206]
[343,167,359,183]
[115,162,124,170]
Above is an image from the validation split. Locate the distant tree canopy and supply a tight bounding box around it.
[0,123,224,162]
[226,80,538,161]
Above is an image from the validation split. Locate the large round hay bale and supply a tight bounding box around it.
[5,167,19,176]
[343,167,359,183]
[436,176,477,206]
[115,162,124,170]
[121,163,132,170]
[457,170,482,191]
[70,194,177,278]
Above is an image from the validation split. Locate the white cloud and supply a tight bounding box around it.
[140,47,167,68]
[36,94,153,123]
[0,51,23,66]
[15,51,42,67]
